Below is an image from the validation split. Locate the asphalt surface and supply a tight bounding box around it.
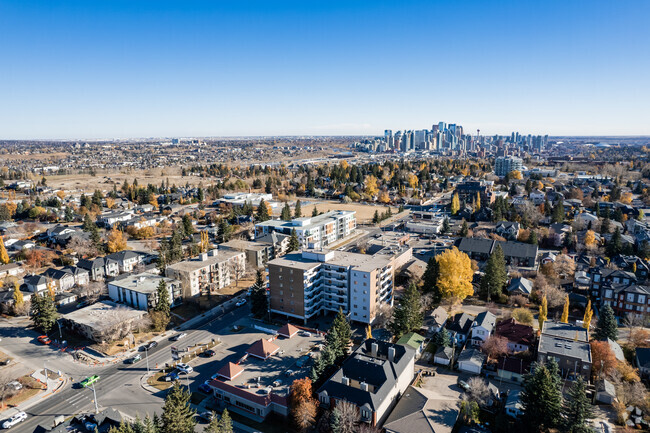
[4,304,253,433]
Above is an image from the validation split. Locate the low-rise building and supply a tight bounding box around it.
[106,251,143,273]
[220,240,274,269]
[494,318,535,353]
[317,339,416,427]
[469,311,496,347]
[537,321,591,380]
[62,301,146,343]
[108,273,181,310]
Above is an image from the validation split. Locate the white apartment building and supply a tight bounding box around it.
[108,273,182,310]
[165,249,246,298]
[267,249,393,324]
[255,210,356,250]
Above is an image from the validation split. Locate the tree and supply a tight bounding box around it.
[218,219,232,243]
[30,293,58,333]
[281,203,292,221]
[372,210,380,224]
[529,230,538,245]
[606,227,622,257]
[554,254,576,279]
[332,308,352,355]
[294,200,302,218]
[459,399,480,425]
[182,215,194,236]
[288,228,300,252]
[312,206,319,217]
[538,295,548,331]
[521,359,562,432]
[590,340,617,381]
[390,283,423,338]
[512,308,533,325]
[601,217,611,234]
[583,299,593,329]
[0,237,9,264]
[421,257,441,302]
[435,247,474,303]
[561,295,569,323]
[441,217,450,234]
[480,245,507,302]
[154,279,171,316]
[250,270,268,318]
[160,382,195,433]
[256,199,270,222]
[205,412,221,433]
[290,378,317,432]
[563,377,594,433]
[459,220,469,237]
[481,335,508,361]
[364,175,379,196]
[451,193,460,215]
[584,230,596,248]
[331,400,359,433]
[217,409,232,433]
[552,201,565,223]
[594,304,618,341]
[107,229,128,253]
[433,328,451,348]
[13,281,24,314]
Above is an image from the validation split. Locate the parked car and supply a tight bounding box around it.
[144,341,158,350]
[7,381,22,391]
[202,349,216,358]
[198,383,212,394]
[165,371,179,382]
[37,335,52,345]
[235,298,247,307]
[171,333,187,341]
[176,363,193,374]
[196,412,214,422]
[2,411,27,429]
[457,378,470,392]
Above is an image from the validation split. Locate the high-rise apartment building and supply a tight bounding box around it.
[255,210,356,250]
[267,249,394,324]
[494,156,523,177]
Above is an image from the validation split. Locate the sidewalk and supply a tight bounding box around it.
[3,374,68,416]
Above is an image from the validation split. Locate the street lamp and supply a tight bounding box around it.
[90,383,99,414]
[43,362,49,390]
[144,346,150,374]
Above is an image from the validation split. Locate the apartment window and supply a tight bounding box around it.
[363,290,367,294]
[627,294,635,302]
[605,289,613,298]
[363,306,367,310]
[363,282,367,287]
[594,274,601,282]
[354,305,358,308]
[640,295,646,304]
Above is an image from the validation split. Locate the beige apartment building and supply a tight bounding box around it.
[267,249,394,324]
[165,249,246,297]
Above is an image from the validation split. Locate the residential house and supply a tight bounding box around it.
[78,256,120,281]
[537,321,592,380]
[24,275,48,294]
[529,189,546,204]
[494,318,535,353]
[469,311,496,347]
[433,346,454,367]
[505,390,523,418]
[317,339,416,426]
[496,357,531,384]
[595,379,616,405]
[549,223,572,247]
[601,283,650,320]
[397,332,426,358]
[0,263,24,280]
[106,250,142,273]
[588,267,637,303]
[506,277,533,296]
[98,210,135,228]
[495,221,520,241]
[636,347,650,377]
[426,306,448,334]
[41,268,75,292]
[455,180,494,205]
[383,386,459,433]
[61,266,90,286]
[457,238,537,267]
[255,232,290,257]
[445,313,474,343]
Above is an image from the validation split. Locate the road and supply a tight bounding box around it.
[4,305,253,433]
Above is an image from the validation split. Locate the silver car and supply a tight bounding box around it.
[2,411,27,429]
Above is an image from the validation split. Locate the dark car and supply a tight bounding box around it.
[202,349,216,358]
[198,383,212,394]
[457,378,470,392]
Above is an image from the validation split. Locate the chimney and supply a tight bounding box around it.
[360,382,368,392]
[342,377,350,386]
[388,347,395,363]
[371,342,378,357]
[200,253,208,261]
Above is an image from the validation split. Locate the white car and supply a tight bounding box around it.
[2,411,27,429]
[176,363,193,374]
[235,298,247,307]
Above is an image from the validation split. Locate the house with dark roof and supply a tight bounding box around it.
[495,221,520,240]
[636,347,650,377]
[426,306,448,334]
[78,257,119,281]
[61,266,90,286]
[41,268,75,292]
[495,318,535,353]
[383,385,458,433]
[445,313,474,343]
[506,277,533,296]
[496,357,531,384]
[456,238,537,267]
[469,311,496,347]
[106,250,142,273]
[24,275,48,294]
[457,348,485,374]
[537,321,591,380]
[317,339,416,427]
[589,266,637,303]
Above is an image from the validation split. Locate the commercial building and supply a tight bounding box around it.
[255,210,356,250]
[317,339,416,427]
[495,156,523,177]
[62,301,146,343]
[108,272,182,310]
[165,249,246,297]
[215,192,278,209]
[267,249,394,324]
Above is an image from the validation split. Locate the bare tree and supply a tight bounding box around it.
[332,401,360,433]
[0,371,17,409]
[481,335,509,360]
[465,377,492,408]
[68,235,98,258]
[554,254,576,279]
[373,303,394,329]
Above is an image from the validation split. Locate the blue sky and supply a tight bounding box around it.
[0,0,648,139]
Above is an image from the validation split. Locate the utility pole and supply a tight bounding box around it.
[144,346,150,374]
[43,362,49,390]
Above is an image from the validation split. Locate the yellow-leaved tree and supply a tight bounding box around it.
[435,247,474,303]
[538,295,548,331]
[584,230,596,248]
[451,193,460,215]
[407,173,419,189]
[364,175,379,197]
[583,299,593,330]
[561,294,569,323]
[13,281,23,311]
[107,229,128,253]
[0,236,9,264]
[475,192,481,210]
[510,170,523,180]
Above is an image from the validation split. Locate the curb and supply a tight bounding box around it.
[140,372,160,394]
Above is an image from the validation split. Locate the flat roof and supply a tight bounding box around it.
[166,249,244,272]
[63,301,145,330]
[109,272,178,295]
[267,249,392,273]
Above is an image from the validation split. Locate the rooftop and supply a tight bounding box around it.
[109,272,179,295]
[166,249,243,272]
[63,301,145,330]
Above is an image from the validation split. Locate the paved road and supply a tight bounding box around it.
[6,305,253,433]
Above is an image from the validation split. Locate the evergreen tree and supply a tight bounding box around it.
[294,200,302,218]
[594,304,618,341]
[256,199,270,222]
[480,245,507,302]
[170,228,184,262]
[441,217,450,234]
[606,227,622,257]
[325,326,343,360]
[601,217,611,234]
[421,257,441,302]
[82,213,96,232]
[459,220,469,237]
[182,215,194,236]
[218,219,232,243]
[205,413,221,433]
[281,203,292,221]
[529,230,538,245]
[154,279,171,316]
[552,201,565,223]
[372,210,379,224]
[160,382,195,433]
[332,309,352,355]
[312,206,319,217]
[288,228,300,252]
[521,359,562,432]
[64,206,74,222]
[389,283,423,338]
[250,270,268,319]
[433,328,451,348]
[217,409,233,433]
[30,293,58,333]
[563,377,594,433]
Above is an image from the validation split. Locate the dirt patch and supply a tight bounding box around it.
[0,375,44,411]
[298,200,399,224]
[91,331,162,357]
[147,371,173,391]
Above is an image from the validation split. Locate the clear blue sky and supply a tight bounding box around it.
[1,0,648,139]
